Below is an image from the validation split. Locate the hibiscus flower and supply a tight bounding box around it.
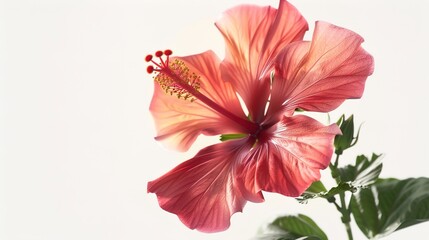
[146,0,374,233]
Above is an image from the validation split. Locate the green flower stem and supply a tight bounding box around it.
[340,191,353,240]
[329,153,354,240]
[333,154,340,169]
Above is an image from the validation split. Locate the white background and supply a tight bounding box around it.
[1,0,429,239]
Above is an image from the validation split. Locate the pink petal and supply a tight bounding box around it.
[150,50,247,151]
[267,21,374,122]
[147,138,262,233]
[239,115,340,197]
[215,0,308,122]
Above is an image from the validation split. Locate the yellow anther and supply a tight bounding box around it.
[154,59,201,102]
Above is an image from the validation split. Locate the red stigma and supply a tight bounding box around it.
[147,65,154,74]
[164,49,172,56]
[155,51,163,57]
[145,54,153,62]
[146,49,173,75]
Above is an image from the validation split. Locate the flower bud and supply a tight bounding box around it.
[334,115,357,155]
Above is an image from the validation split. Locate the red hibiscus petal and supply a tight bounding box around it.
[215,0,308,122]
[150,50,247,152]
[240,115,340,197]
[266,21,374,122]
[147,138,263,233]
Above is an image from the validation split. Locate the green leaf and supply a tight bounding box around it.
[298,181,327,203]
[272,214,328,240]
[254,214,327,240]
[297,182,357,203]
[252,232,319,240]
[324,182,356,197]
[350,177,429,239]
[338,153,383,186]
[305,181,327,194]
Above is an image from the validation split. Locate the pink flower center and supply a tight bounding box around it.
[146,50,261,136]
